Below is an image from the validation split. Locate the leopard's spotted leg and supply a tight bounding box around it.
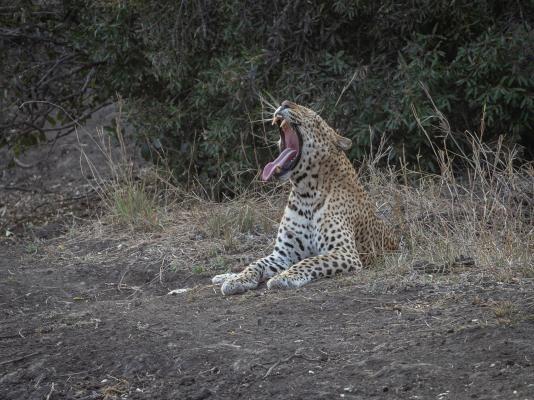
[267,251,362,290]
[212,224,307,295]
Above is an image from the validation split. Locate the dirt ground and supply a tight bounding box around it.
[1,115,534,400]
[1,238,534,400]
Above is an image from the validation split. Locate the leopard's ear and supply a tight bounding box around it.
[335,133,352,151]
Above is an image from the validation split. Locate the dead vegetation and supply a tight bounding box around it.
[33,97,532,296]
[77,104,165,232]
[356,131,533,288]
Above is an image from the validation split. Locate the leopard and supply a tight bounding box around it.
[212,100,399,295]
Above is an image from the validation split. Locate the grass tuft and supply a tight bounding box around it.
[203,199,277,252]
[110,183,160,229]
[77,100,172,231]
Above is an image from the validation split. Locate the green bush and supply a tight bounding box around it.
[0,1,107,155]
[3,1,533,195]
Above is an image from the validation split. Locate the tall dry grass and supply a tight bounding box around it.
[77,102,176,231]
[359,95,533,282]
[74,96,532,284]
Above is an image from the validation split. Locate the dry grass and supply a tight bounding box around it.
[41,201,278,295]
[359,99,533,286]
[77,101,176,231]
[202,199,279,252]
[54,97,533,292]
[491,300,520,321]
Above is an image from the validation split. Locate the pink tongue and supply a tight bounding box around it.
[261,148,298,181]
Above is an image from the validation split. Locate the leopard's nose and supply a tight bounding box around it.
[280,100,294,110]
[274,101,293,118]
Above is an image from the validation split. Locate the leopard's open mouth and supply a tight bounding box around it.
[261,116,302,181]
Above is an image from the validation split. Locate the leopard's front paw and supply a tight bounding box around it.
[211,273,239,286]
[267,273,308,290]
[220,276,258,296]
[266,277,286,290]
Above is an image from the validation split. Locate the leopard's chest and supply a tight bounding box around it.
[283,195,349,256]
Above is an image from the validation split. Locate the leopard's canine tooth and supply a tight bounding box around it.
[280,119,287,129]
[272,115,282,126]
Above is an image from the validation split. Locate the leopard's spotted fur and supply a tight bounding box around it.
[212,101,399,295]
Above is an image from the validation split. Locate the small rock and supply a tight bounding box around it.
[178,376,195,386]
[189,388,212,400]
[167,288,191,295]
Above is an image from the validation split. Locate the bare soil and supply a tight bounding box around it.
[1,239,534,400]
[1,118,534,400]
[0,104,144,239]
